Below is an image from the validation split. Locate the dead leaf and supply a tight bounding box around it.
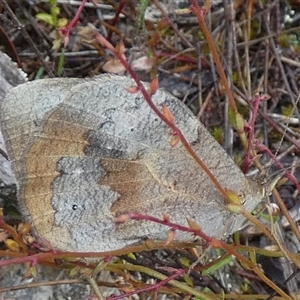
[132,56,155,72]
[102,58,126,74]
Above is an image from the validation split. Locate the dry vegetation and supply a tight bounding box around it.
[0,0,300,299]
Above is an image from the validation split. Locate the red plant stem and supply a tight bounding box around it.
[128,213,213,242]
[95,33,230,203]
[243,93,270,172]
[125,213,290,299]
[0,241,200,268]
[258,142,300,193]
[108,268,187,300]
[0,211,291,298]
[61,0,89,46]
[107,0,126,42]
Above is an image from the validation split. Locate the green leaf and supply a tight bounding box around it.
[211,126,224,145]
[57,18,69,28]
[202,255,232,275]
[235,113,245,132]
[52,38,62,51]
[51,6,60,17]
[92,260,108,277]
[127,252,136,260]
[49,0,58,6]
[69,267,80,277]
[227,204,242,213]
[225,188,241,205]
[228,107,236,127]
[179,256,191,267]
[282,104,294,117]
[183,274,193,286]
[36,13,54,26]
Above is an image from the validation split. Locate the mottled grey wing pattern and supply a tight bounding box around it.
[0,75,262,252]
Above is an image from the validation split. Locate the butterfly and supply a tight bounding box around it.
[0,75,263,252]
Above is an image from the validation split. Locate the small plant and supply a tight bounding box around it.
[35,1,67,51]
[35,0,68,74]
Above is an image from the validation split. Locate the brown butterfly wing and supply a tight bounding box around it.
[0,75,262,252]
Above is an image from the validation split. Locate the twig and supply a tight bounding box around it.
[0,0,54,77]
[95,32,232,203]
